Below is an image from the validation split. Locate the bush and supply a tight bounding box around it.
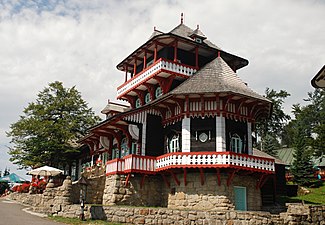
[0,181,9,195]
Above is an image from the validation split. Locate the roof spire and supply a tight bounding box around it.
[181,13,184,24]
[197,24,199,29]
[154,26,156,31]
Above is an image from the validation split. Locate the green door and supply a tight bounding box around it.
[234,186,247,211]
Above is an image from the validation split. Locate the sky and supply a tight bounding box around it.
[0,0,324,179]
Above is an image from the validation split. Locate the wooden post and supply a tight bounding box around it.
[133,59,137,76]
[154,42,157,62]
[174,40,178,62]
[143,51,147,69]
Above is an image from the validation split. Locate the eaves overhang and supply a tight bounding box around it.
[116,33,249,72]
[311,65,325,88]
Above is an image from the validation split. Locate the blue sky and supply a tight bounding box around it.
[0,0,324,179]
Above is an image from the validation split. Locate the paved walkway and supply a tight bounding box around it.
[0,197,66,225]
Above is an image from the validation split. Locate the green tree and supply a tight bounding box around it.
[7,81,100,170]
[291,122,316,187]
[290,89,325,157]
[262,134,280,157]
[255,88,290,151]
[3,168,10,176]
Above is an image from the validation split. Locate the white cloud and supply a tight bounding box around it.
[0,0,324,176]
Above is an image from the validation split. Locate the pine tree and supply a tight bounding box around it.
[262,134,279,157]
[291,123,317,187]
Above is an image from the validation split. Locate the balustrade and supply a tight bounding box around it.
[117,58,197,97]
[105,152,275,175]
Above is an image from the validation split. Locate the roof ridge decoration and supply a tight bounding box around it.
[171,55,270,102]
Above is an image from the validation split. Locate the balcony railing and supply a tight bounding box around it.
[124,154,156,174]
[156,152,275,172]
[117,58,197,98]
[105,158,125,175]
[106,152,275,175]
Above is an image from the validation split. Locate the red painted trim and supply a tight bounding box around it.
[140,175,146,189]
[185,95,190,117]
[125,173,131,187]
[170,171,180,186]
[123,154,157,160]
[133,89,146,106]
[256,174,266,190]
[117,58,196,95]
[143,83,156,101]
[133,60,137,77]
[227,170,237,186]
[154,42,157,62]
[123,169,156,175]
[199,168,204,185]
[143,51,147,70]
[259,174,270,189]
[156,151,275,162]
[174,40,178,62]
[216,168,221,186]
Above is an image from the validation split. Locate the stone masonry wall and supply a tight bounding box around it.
[89,204,325,225]
[70,174,105,204]
[102,174,166,207]
[167,172,261,211]
[102,172,261,211]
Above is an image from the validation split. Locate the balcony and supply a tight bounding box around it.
[105,152,275,175]
[117,58,197,98]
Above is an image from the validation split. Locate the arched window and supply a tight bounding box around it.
[168,135,179,153]
[231,134,242,153]
[155,86,163,98]
[120,138,129,157]
[145,92,151,103]
[135,98,141,108]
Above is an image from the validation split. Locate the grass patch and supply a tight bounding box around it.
[48,216,122,225]
[278,182,325,205]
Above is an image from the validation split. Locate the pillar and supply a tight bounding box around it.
[181,117,191,152]
[216,116,226,152]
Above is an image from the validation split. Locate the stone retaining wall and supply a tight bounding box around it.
[89,204,325,225]
[9,191,325,224]
[102,174,166,207]
[71,174,105,204]
[102,172,261,211]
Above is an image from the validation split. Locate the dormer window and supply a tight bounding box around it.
[195,38,202,43]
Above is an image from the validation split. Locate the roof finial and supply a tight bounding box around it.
[197,24,199,29]
[218,51,221,58]
[181,13,184,24]
[154,26,156,31]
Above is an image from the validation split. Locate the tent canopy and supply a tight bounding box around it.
[27,166,64,177]
[0,173,27,183]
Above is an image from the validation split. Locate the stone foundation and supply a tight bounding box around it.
[167,172,261,211]
[102,172,261,211]
[102,174,166,207]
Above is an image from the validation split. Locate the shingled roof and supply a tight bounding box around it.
[169,23,222,50]
[171,56,270,102]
